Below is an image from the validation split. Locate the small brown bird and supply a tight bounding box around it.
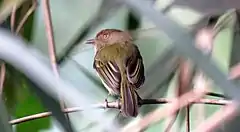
[86,29,145,117]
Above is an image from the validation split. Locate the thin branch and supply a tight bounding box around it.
[42,0,58,75]
[0,64,6,96]
[164,116,177,132]
[194,103,238,132]
[0,0,29,24]
[0,3,18,96]
[10,5,16,32]
[9,106,84,125]
[186,105,190,132]
[206,92,226,98]
[141,98,231,105]
[9,98,231,125]
[42,0,71,124]
[15,0,37,34]
[165,59,193,132]
[178,60,193,132]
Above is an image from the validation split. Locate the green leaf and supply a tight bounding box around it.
[229,10,240,67]
[1,2,50,131]
[3,64,24,114]
[14,79,51,132]
[2,64,51,132]
[0,98,13,132]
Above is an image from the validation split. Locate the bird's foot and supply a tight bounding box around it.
[104,99,109,109]
[104,93,111,109]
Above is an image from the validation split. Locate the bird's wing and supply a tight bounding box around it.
[93,59,121,94]
[126,44,145,89]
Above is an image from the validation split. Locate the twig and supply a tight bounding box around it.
[42,0,58,75]
[0,0,29,24]
[194,103,238,132]
[179,60,193,132]
[0,64,6,96]
[141,98,231,105]
[186,105,190,132]
[10,5,16,32]
[165,59,193,132]
[15,0,37,34]
[0,3,18,96]
[9,106,85,125]
[164,116,177,132]
[9,98,231,125]
[206,92,226,98]
[42,0,71,124]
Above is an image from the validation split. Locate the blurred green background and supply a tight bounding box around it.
[0,0,238,132]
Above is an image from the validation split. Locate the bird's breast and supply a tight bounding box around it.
[95,43,131,62]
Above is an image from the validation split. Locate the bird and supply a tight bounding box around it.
[85,29,145,117]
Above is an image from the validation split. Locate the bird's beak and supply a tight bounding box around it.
[85,39,95,44]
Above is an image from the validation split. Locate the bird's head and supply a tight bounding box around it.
[85,29,133,48]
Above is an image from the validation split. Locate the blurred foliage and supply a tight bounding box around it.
[0,0,29,24]
[220,10,240,132]
[1,0,50,132]
[126,11,140,30]
[3,64,50,132]
[0,0,240,132]
[15,0,36,41]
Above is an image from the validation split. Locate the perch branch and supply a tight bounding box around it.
[9,98,231,125]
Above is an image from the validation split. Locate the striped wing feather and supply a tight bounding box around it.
[93,60,121,94]
[93,44,145,95]
[126,44,145,89]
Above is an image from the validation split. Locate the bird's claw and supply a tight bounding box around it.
[104,98,108,109]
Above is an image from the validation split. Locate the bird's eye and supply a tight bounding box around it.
[102,33,109,39]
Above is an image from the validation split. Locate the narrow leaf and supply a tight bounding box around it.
[0,98,12,132]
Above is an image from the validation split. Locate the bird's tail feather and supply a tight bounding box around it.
[120,81,139,117]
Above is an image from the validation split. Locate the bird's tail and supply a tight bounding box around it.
[120,80,139,117]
